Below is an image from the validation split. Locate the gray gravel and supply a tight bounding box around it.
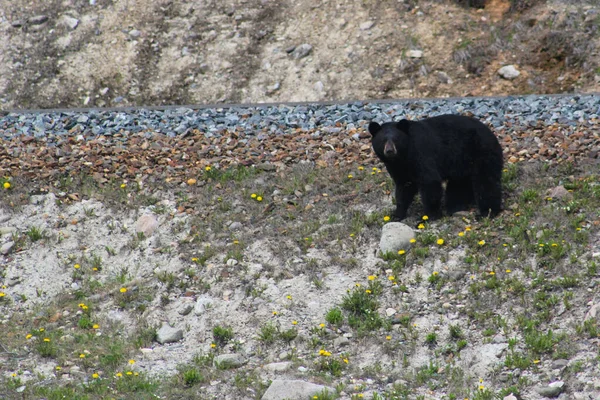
[1,95,599,144]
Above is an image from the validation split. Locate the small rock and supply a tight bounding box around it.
[228,221,243,230]
[0,227,17,236]
[214,353,246,369]
[178,303,194,316]
[261,379,336,400]
[498,65,520,80]
[359,20,374,30]
[129,29,141,38]
[156,324,183,344]
[385,308,396,317]
[551,359,569,370]
[291,43,312,59]
[546,185,573,201]
[16,386,26,393]
[262,362,292,372]
[503,394,518,400]
[226,258,238,267]
[194,295,214,315]
[11,20,24,28]
[135,214,159,237]
[333,336,350,348]
[437,71,453,84]
[536,381,564,398]
[1,241,15,255]
[407,49,423,58]
[61,15,79,30]
[379,222,415,255]
[29,15,49,25]
[257,162,277,171]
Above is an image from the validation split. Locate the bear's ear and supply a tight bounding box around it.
[368,122,381,137]
[396,119,411,133]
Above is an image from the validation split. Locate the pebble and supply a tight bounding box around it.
[498,65,521,80]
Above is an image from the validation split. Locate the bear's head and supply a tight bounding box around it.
[368,120,412,162]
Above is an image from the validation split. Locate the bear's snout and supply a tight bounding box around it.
[384,140,397,157]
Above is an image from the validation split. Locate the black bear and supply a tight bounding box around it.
[368,114,503,221]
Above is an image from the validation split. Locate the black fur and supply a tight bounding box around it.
[368,114,503,221]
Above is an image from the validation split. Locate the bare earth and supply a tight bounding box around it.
[0,0,598,110]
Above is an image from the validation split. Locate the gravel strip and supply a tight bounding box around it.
[1,95,600,183]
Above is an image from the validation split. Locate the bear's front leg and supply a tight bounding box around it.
[419,180,444,220]
[393,182,418,221]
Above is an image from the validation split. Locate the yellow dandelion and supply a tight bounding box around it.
[26,334,32,339]
[539,243,544,247]
[533,359,540,364]
[257,196,263,202]
[348,174,353,179]
[410,238,416,243]
[432,271,439,276]
[92,267,98,271]
[116,372,123,378]
[233,240,239,245]
[120,183,126,189]
[210,343,216,348]
[343,358,349,364]
[355,283,361,287]
[126,371,133,375]
[192,257,199,262]
[56,366,62,371]
[388,276,395,281]
[251,193,257,199]
[365,289,372,294]
[272,311,278,316]
[292,320,298,325]
[576,227,582,231]
[39,328,45,332]
[319,323,325,328]
[386,335,392,340]
[478,240,486,246]
[134,372,139,376]
[458,231,465,237]
[92,373,99,379]
[479,385,484,390]
[0,292,5,298]
[551,243,558,247]
[506,269,512,273]
[350,233,355,237]
[422,215,429,221]
[515,212,521,217]
[128,359,135,365]
[79,354,86,358]
[383,216,391,222]
[489,271,495,276]
[368,275,376,280]
[205,166,212,171]
[503,243,508,247]
[43,338,50,342]
[437,239,444,245]
[286,295,292,300]
[398,250,406,255]
[372,167,378,171]
[465,226,472,231]
[120,287,127,293]
[74,264,81,269]
[358,166,364,171]
[418,223,425,229]
[3,182,10,189]
[93,324,99,329]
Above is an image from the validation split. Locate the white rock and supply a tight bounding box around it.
[194,295,214,315]
[214,353,246,369]
[156,323,183,344]
[379,222,415,255]
[262,362,292,372]
[135,214,158,237]
[360,21,374,30]
[498,65,520,80]
[385,308,396,316]
[407,49,423,58]
[61,15,79,30]
[261,380,336,400]
[1,241,15,255]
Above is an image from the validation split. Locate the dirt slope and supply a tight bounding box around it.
[0,0,598,110]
